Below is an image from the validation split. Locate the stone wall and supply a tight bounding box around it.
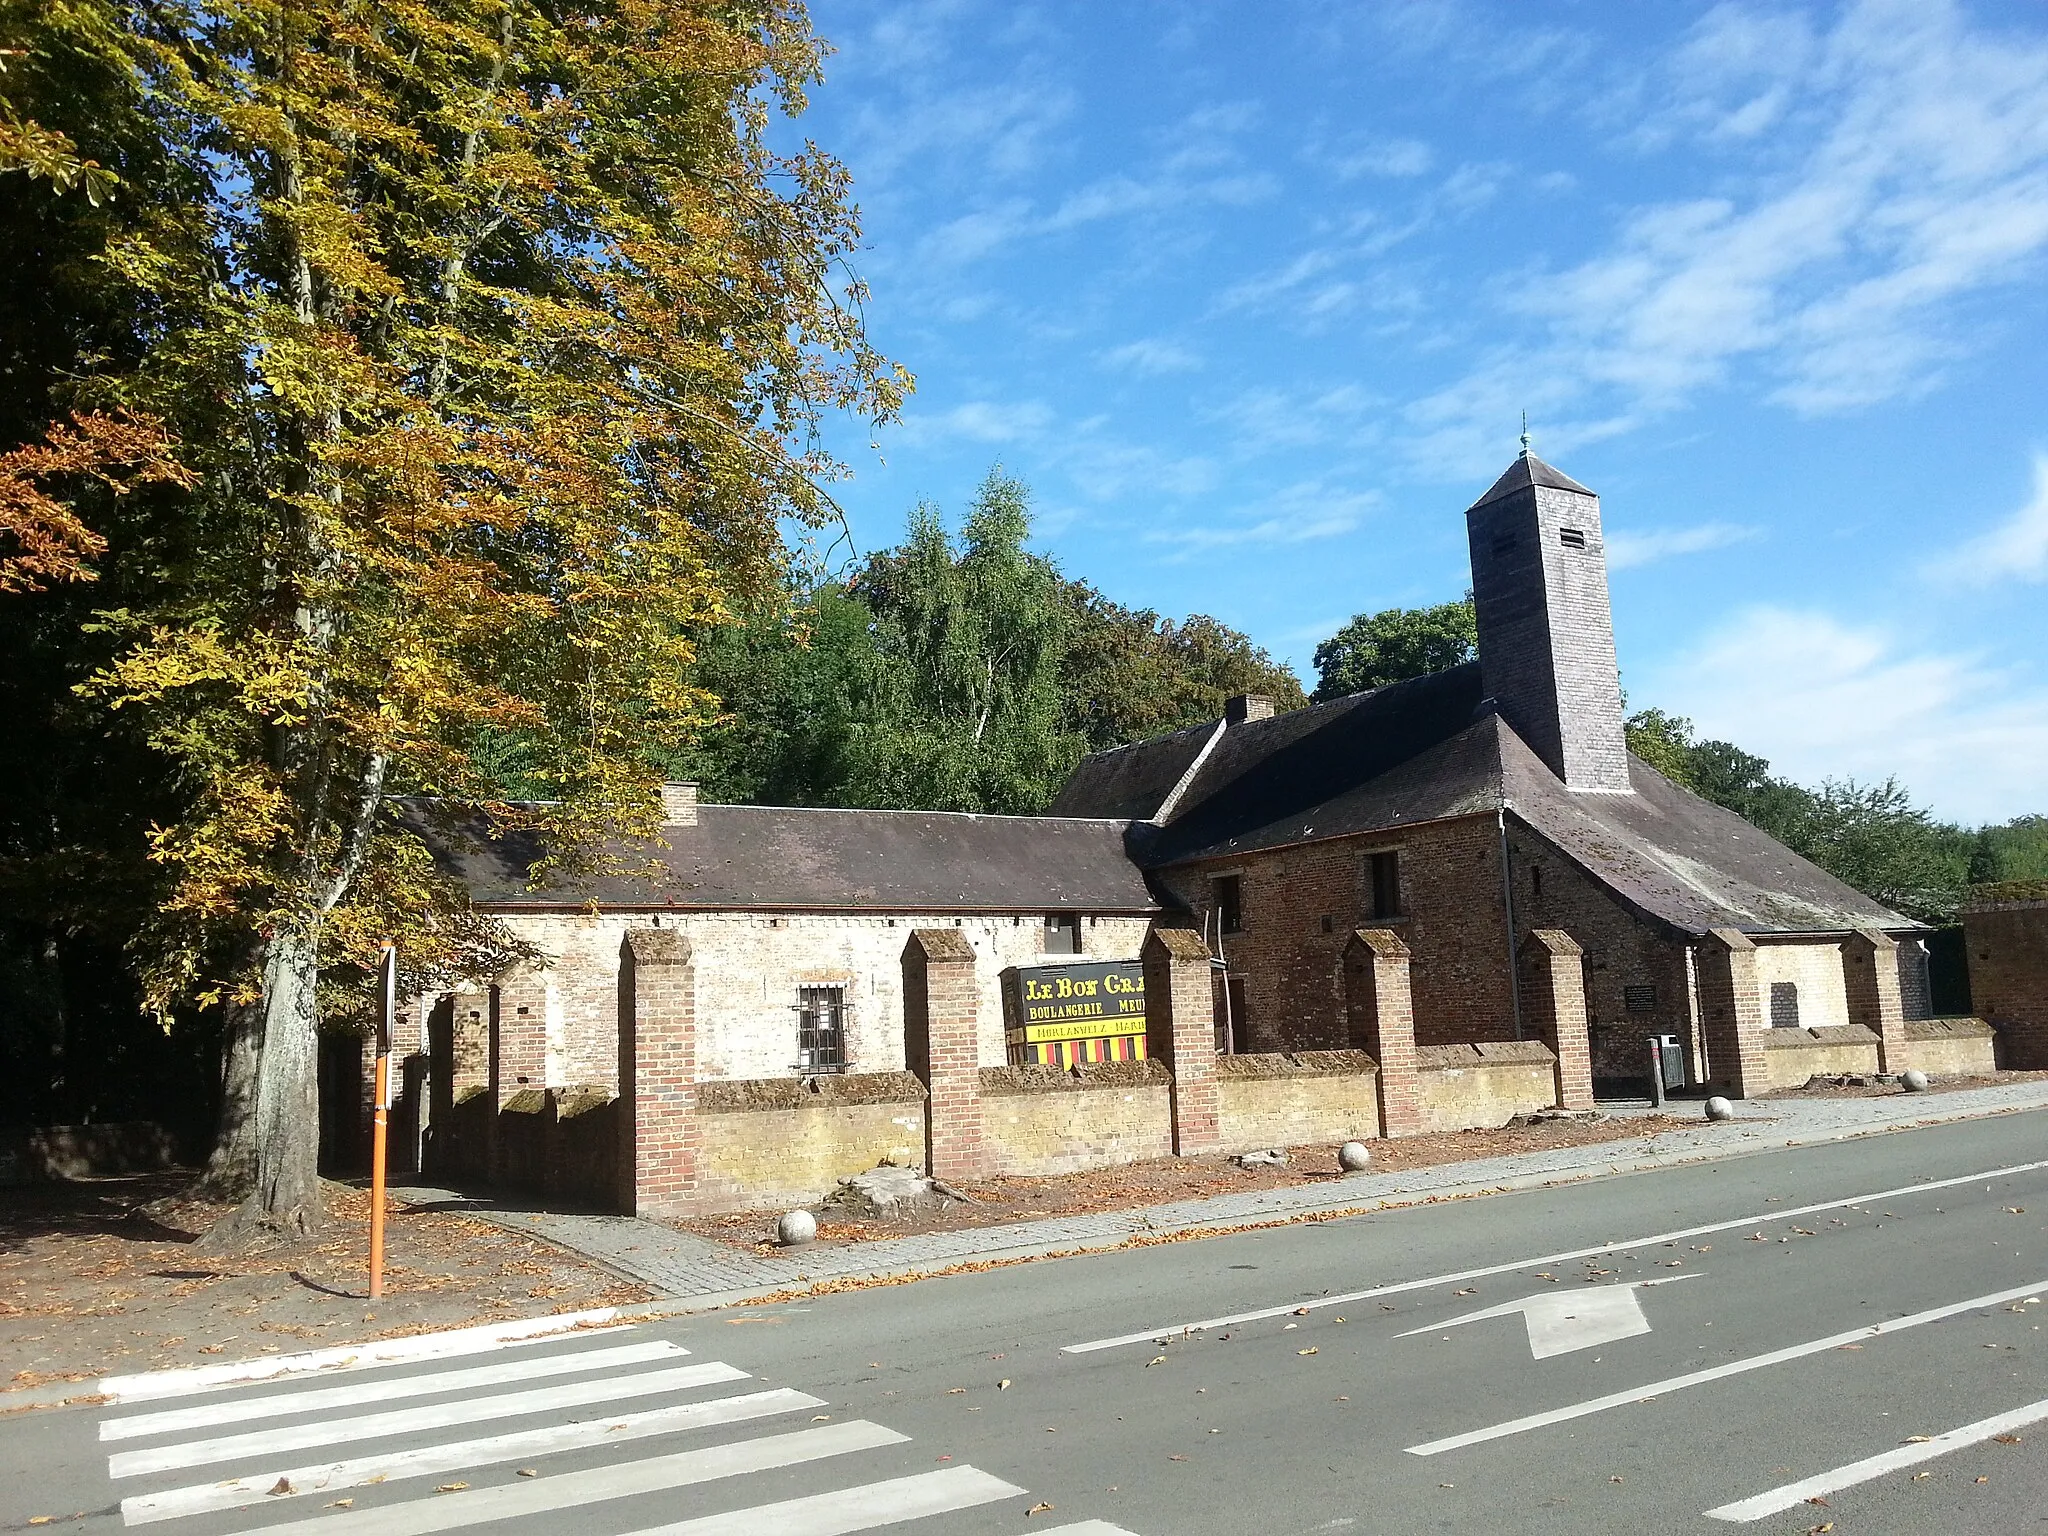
[978,1060,1174,1177]
[1757,1024,1882,1089]
[494,909,1153,1089]
[1412,1041,1558,1132]
[1150,814,1518,1053]
[695,1072,928,1214]
[1897,1017,1998,1078]
[1213,1051,1379,1152]
[1964,893,2048,1069]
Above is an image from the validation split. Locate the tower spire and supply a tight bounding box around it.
[1519,411,1531,459]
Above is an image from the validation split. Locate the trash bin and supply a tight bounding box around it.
[1656,1034,1685,1091]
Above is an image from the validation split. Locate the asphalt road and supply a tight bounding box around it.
[7,1110,2048,1536]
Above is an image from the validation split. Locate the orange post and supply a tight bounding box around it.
[369,941,396,1301]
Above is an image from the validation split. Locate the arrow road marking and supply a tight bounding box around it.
[1398,1274,1700,1359]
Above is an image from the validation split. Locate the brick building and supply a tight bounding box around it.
[1052,448,1936,1094]
[388,446,2004,1214]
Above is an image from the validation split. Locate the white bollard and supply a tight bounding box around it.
[1704,1095,1735,1122]
[1338,1140,1372,1172]
[776,1209,818,1246]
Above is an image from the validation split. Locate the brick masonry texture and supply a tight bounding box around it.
[1342,928,1421,1137]
[495,909,1154,1089]
[1412,1042,1559,1132]
[617,929,700,1218]
[1964,899,2048,1069]
[697,1075,927,1211]
[1841,928,1908,1071]
[1156,815,1517,1054]
[904,928,988,1181]
[1522,929,1594,1110]
[1756,1024,1883,1089]
[978,1061,1174,1176]
[1144,927,1221,1155]
[1898,1017,1998,1076]
[1697,929,1771,1097]
[1213,1051,1379,1153]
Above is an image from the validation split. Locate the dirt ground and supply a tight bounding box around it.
[0,1173,648,1405]
[673,1110,1694,1254]
[1757,1068,2048,1100]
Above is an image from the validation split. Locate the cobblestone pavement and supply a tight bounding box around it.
[394,1078,2048,1308]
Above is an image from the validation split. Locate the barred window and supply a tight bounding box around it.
[796,986,848,1073]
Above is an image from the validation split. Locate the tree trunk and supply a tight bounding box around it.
[199,928,325,1246]
[191,988,264,1202]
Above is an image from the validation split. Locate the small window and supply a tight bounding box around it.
[1213,875,1244,935]
[1769,981,1801,1030]
[1320,914,1334,934]
[1491,533,1516,556]
[796,986,848,1072]
[1624,984,1657,1013]
[1367,850,1401,921]
[1559,527,1587,548]
[1042,913,1081,954]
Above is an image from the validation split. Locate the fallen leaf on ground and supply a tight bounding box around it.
[999,1379,1011,1390]
[1297,1347,1318,1355]
[1904,1435,1932,1443]
[267,1479,294,1496]
[947,1387,966,1394]
[1994,1434,2023,1445]
[516,1469,537,1478]
[1146,1356,1166,1367]
[1169,1454,1186,1461]
[436,1483,468,1493]
[1976,1476,1989,1484]
[1293,1307,1310,1315]
[325,1500,353,1509]
[1026,1503,1054,1516]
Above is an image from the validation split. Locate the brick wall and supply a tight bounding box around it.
[1963,897,2048,1068]
[1213,1051,1379,1153]
[1413,1042,1558,1132]
[978,1061,1174,1176]
[616,928,700,1217]
[1503,822,1694,1084]
[903,928,988,1180]
[1756,1025,1882,1089]
[1898,1017,1998,1077]
[494,909,1153,1089]
[695,1073,927,1212]
[1153,814,1516,1053]
[1753,940,1852,1031]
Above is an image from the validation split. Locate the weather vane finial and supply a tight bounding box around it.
[1519,411,1531,458]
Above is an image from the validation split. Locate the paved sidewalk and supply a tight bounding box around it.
[395,1078,2048,1311]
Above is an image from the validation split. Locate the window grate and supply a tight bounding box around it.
[1559,527,1587,548]
[795,985,849,1072]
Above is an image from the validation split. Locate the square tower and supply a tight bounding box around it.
[1464,451,1632,793]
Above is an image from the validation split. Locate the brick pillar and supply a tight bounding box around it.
[616,929,698,1217]
[1841,928,1908,1073]
[1144,926,1221,1156]
[902,929,986,1181]
[1342,928,1424,1137]
[1696,928,1769,1097]
[1523,930,1595,1110]
[488,972,548,1181]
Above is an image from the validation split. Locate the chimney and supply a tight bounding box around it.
[1464,450,1632,793]
[659,781,699,826]
[1224,694,1274,725]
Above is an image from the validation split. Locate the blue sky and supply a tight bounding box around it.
[787,0,2048,825]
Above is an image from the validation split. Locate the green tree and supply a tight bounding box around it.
[848,469,1078,813]
[1622,708,1699,789]
[1312,595,1477,700]
[4,0,904,1240]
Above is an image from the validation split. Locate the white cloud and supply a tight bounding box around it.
[1606,521,1759,570]
[1331,136,1436,180]
[891,399,1053,448]
[1098,338,1202,376]
[1405,0,2048,471]
[1139,483,1380,561]
[1647,604,2048,822]
[1939,451,2048,584]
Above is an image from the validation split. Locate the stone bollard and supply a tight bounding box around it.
[1901,1069,1930,1093]
[1704,1096,1734,1122]
[1338,1141,1372,1172]
[776,1209,817,1246]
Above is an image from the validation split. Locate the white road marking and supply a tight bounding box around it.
[109,1361,749,1478]
[617,1466,1025,1536]
[98,1310,627,1401]
[101,1340,687,1441]
[1062,1156,2048,1353]
[1030,1526,1150,1535]
[221,1421,910,1536]
[1406,1275,2048,1456]
[1704,1395,2048,1521]
[1397,1275,1699,1359]
[120,1386,824,1524]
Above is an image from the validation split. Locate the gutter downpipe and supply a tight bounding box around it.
[1498,807,1524,1041]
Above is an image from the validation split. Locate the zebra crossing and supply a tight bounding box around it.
[94,1314,1145,1536]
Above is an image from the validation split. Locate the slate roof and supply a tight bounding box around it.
[1470,450,1595,509]
[426,804,1159,913]
[1055,664,1915,937]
